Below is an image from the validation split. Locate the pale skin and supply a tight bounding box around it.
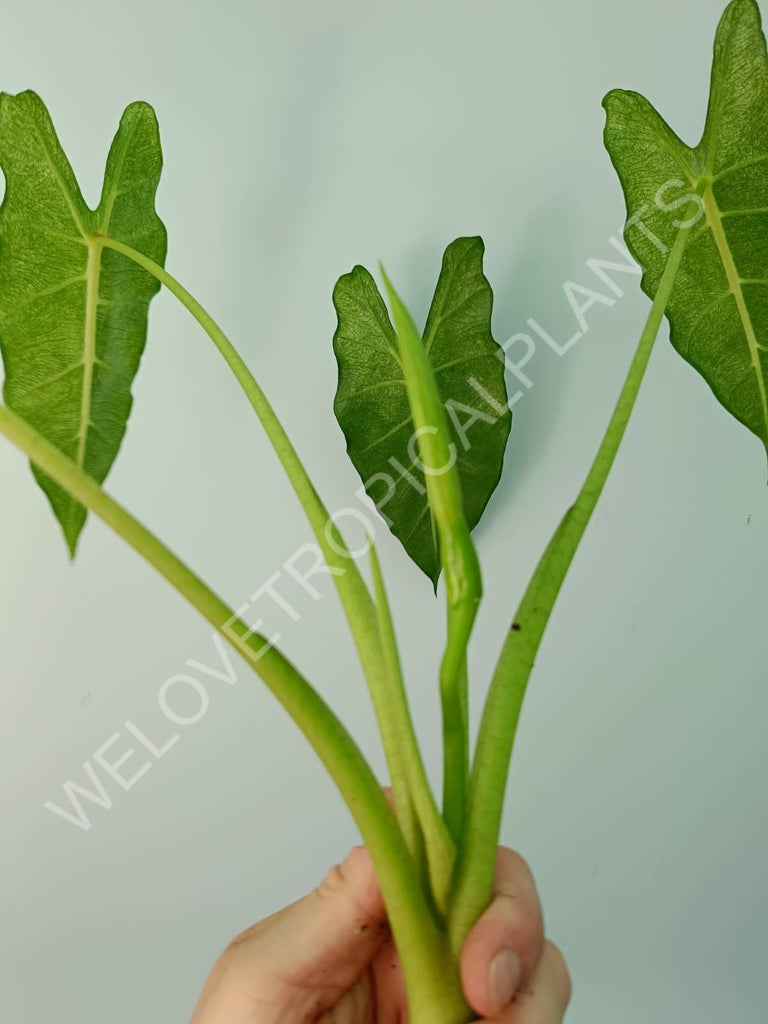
[190,845,571,1023]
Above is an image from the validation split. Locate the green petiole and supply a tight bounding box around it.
[97,236,456,883]
[368,542,457,913]
[380,266,482,846]
[448,218,695,951]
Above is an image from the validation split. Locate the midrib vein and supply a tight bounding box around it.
[31,123,88,240]
[703,185,768,435]
[77,242,100,467]
[31,122,96,469]
[423,261,461,355]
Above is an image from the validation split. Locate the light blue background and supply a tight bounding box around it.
[1,1,766,1021]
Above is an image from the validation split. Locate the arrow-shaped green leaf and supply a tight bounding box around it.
[604,0,768,455]
[333,237,511,585]
[0,91,167,554]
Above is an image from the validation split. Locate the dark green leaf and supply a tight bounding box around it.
[0,91,167,554]
[604,0,768,454]
[333,237,511,584]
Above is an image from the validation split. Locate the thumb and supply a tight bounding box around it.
[195,846,389,1024]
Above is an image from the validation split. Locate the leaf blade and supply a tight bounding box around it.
[333,237,511,584]
[0,92,167,553]
[603,0,768,454]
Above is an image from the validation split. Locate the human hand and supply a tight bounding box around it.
[190,845,571,1023]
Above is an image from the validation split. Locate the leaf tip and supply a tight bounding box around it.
[378,262,403,319]
[601,87,639,119]
[0,89,47,122]
[377,259,393,296]
[62,520,83,562]
[120,99,161,132]
[601,88,620,113]
[457,234,485,255]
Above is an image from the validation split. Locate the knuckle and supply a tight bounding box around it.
[314,847,380,927]
[316,846,368,902]
[317,860,348,900]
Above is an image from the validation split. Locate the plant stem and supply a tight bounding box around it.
[367,539,420,861]
[448,220,693,951]
[369,542,456,914]
[380,266,481,845]
[96,236,447,872]
[0,402,471,1023]
[442,648,469,844]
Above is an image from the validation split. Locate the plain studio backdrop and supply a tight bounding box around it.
[1,0,766,1021]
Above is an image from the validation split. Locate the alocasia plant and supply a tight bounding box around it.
[0,1,765,1020]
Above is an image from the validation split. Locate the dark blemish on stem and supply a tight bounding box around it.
[511,623,521,631]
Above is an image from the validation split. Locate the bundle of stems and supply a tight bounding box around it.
[0,218,692,1022]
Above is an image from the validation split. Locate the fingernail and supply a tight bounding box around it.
[489,949,522,1012]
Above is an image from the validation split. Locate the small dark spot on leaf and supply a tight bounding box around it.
[512,623,521,632]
